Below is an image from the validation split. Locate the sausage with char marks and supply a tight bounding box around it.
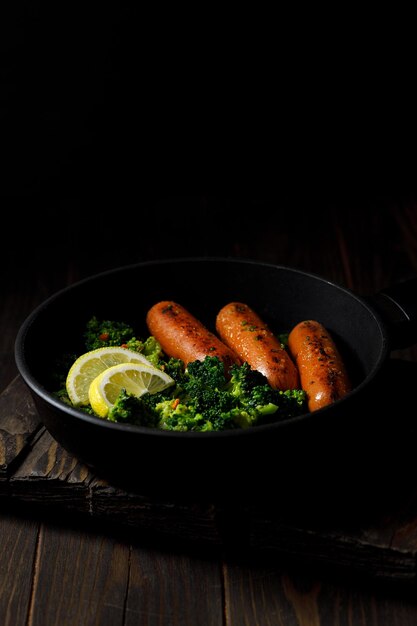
[146,301,241,370]
[287,319,352,411]
[215,302,300,390]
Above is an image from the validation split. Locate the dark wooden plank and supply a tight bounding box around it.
[245,514,417,582]
[0,508,39,626]
[224,561,417,626]
[387,485,417,556]
[215,474,417,583]
[90,478,221,545]
[29,522,130,626]
[0,376,42,482]
[126,545,224,626]
[10,429,93,513]
[223,561,308,626]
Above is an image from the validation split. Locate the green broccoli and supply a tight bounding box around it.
[226,361,307,425]
[156,400,214,431]
[138,356,233,431]
[137,356,307,431]
[82,317,164,365]
[226,361,268,397]
[160,357,188,384]
[186,356,228,390]
[84,316,140,351]
[140,336,164,366]
[108,388,163,427]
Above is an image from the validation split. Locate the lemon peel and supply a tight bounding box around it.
[66,347,155,406]
[88,362,175,418]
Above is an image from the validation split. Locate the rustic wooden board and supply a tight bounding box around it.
[0,509,40,623]
[0,376,42,482]
[2,374,417,582]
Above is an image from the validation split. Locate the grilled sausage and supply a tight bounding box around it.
[215,302,300,390]
[287,319,352,411]
[146,301,241,370]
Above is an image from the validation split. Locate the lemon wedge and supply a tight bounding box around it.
[88,362,175,418]
[66,347,155,406]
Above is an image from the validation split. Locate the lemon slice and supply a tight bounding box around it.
[88,362,175,418]
[66,347,155,406]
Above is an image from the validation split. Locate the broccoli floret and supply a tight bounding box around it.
[274,388,307,420]
[140,336,164,366]
[225,406,260,428]
[157,400,209,431]
[84,316,139,351]
[245,383,277,407]
[124,338,145,352]
[185,384,235,424]
[147,356,307,431]
[206,411,239,431]
[180,356,235,423]
[186,356,227,389]
[140,356,239,431]
[83,317,164,365]
[160,357,187,384]
[156,399,238,432]
[108,388,161,427]
[225,360,307,426]
[244,385,306,424]
[225,362,277,424]
[227,361,269,397]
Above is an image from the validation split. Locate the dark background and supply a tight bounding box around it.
[3,194,417,290]
[2,6,417,288]
[3,7,417,191]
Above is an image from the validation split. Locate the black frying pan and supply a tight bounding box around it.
[14,258,417,502]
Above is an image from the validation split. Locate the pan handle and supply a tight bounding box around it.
[367,277,417,350]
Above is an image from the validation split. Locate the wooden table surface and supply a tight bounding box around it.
[2,195,417,625]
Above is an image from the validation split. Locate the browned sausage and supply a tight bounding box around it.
[215,302,300,390]
[287,319,352,411]
[146,301,241,370]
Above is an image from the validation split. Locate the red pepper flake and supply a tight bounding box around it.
[171,398,180,409]
[99,332,110,341]
[121,343,128,349]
